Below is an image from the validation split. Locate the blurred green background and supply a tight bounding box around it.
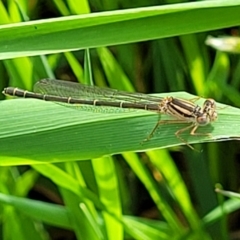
[1,0,240,240]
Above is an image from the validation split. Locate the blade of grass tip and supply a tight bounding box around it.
[203,198,240,227]
[64,161,99,220]
[14,0,29,21]
[15,169,39,196]
[79,203,105,239]
[53,0,70,16]
[60,187,103,240]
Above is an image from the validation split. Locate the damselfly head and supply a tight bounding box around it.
[203,98,218,122]
[195,98,218,126]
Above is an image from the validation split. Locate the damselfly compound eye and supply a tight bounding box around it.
[203,99,216,111]
[196,114,210,126]
[203,99,218,122]
[210,111,218,121]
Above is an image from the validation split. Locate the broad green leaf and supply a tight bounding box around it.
[0,1,240,59]
[0,92,239,165]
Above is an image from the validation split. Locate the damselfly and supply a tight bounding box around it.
[2,79,218,148]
